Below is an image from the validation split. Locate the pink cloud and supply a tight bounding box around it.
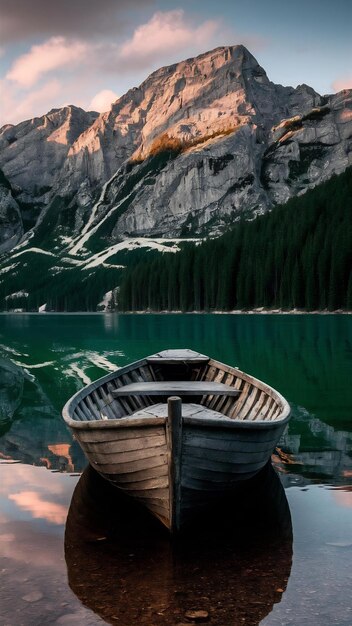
[332,76,352,92]
[9,490,68,525]
[1,463,68,496]
[0,79,62,124]
[119,10,221,69]
[333,489,352,508]
[89,88,119,112]
[6,36,88,87]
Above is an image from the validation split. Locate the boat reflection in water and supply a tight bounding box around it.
[65,462,292,626]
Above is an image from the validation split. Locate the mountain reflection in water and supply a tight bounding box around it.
[65,462,292,626]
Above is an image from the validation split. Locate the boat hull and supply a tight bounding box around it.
[62,350,291,532]
[77,422,170,527]
[71,407,288,531]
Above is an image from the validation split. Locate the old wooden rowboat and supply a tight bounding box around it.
[62,349,291,532]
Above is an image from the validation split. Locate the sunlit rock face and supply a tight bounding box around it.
[0,45,351,245]
[0,106,99,201]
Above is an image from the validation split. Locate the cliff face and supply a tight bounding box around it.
[0,45,351,254]
[0,170,23,253]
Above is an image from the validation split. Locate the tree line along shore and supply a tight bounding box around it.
[119,167,352,313]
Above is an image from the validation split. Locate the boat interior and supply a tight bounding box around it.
[70,350,286,425]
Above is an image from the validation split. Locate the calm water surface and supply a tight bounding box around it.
[0,314,351,625]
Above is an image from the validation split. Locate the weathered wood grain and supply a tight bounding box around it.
[77,425,165,442]
[90,454,168,475]
[83,434,166,454]
[147,349,209,364]
[113,381,241,397]
[112,465,169,484]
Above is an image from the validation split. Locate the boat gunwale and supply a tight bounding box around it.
[62,357,148,425]
[62,352,291,430]
[64,413,290,431]
[208,357,291,421]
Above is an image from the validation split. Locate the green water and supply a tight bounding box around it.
[0,313,351,480]
[0,314,351,625]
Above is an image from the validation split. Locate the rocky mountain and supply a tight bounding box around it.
[0,170,23,253]
[0,44,351,310]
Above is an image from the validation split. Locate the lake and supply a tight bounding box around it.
[0,313,351,625]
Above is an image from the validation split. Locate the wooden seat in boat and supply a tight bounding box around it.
[127,402,233,420]
[146,349,209,364]
[112,381,241,397]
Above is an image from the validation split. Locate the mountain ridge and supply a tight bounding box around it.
[0,44,351,310]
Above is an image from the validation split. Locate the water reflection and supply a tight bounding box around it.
[0,463,104,626]
[0,350,86,469]
[0,357,23,437]
[103,312,119,332]
[277,404,352,485]
[65,463,292,626]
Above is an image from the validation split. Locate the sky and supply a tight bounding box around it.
[0,0,351,126]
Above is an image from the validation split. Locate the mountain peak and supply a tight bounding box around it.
[106,42,270,161]
[0,42,349,251]
[144,43,263,85]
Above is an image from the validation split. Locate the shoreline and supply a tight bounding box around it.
[0,308,351,315]
[120,308,352,315]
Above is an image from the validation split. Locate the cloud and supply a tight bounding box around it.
[9,490,68,524]
[332,76,352,92]
[1,463,69,496]
[0,79,63,124]
[119,10,221,70]
[89,89,119,112]
[0,0,153,44]
[0,8,266,125]
[6,37,88,87]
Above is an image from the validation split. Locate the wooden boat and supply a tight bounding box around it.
[62,349,291,532]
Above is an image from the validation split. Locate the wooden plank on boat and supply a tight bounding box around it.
[146,503,170,520]
[229,381,251,419]
[84,434,166,455]
[182,444,269,464]
[120,483,169,497]
[250,390,267,421]
[112,381,241,397]
[91,445,168,466]
[102,455,168,477]
[182,453,265,474]
[90,451,168,474]
[147,349,209,364]
[181,464,260,484]
[75,405,87,421]
[139,365,156,382]
[79,399,96,421]
[257,396,274,420]
[115,475,169,491]
[112,465,169,484]
[77,425,165,442]
[237,386,260,420]
[183,431,277,453]
[131,402,220,420]
[142,500,170,515]
[143,497,170,512]
[183,424,279,444]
